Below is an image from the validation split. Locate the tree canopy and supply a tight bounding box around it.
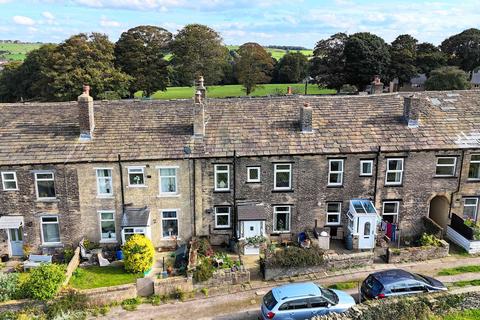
[424,66,470,91]
[441,28,480,72]
[415,42,447,76]
[389,34,418,85]
[274,52,309,83]
[235,42,274,95]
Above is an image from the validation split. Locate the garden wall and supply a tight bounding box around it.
[63,247,80,286]
[81,283,137,306]
[0,299,43,313]
[194,268,250,288]
[422,216,444,239]
[154,276,194,297]
[263,251,374,281]
[386,240,449,263]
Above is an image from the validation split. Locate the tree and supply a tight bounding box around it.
[123,234,154,273]
[310,33,348,90]
[170,24,229,86]
[389,34,418,85]
[235,42,274,95]
[274,52,309,83]
[0,61,23,102]
[424,66,470,91]
[441,28,480,72]
[415,42,447,76]
[115,25,172,97]
[344,32,391,89]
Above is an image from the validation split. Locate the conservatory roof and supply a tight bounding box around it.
[349,199,378,216]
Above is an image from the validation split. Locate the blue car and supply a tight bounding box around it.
[260,282,355,320]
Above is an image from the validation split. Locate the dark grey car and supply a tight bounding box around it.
[360,269,447,301]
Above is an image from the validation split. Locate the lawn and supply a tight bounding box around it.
[441,309,480,320]
[226,45,313,60]
[0,43,42,61]
[438,265,480,276]
[450,279,480,287]
[140,83,335,100]
[69,265,142,290]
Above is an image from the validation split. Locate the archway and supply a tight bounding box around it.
[429,196,450,229]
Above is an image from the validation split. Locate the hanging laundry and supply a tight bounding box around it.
[386,222,393,239]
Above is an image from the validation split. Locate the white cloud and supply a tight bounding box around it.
[99,16,121,27]
[12,15,36,26]
[42,11,55,20]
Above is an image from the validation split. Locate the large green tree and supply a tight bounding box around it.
[235,42,274,95]
[389,34,418,85]
[415,42,447,76]
[441,28,480,72]
[274,52,309,83]
[0,61,23,102]
[424,66,470,90]
[115,25,172,97]
[344,32,391,89]
[170,24,229,86]
[310,33,348,90]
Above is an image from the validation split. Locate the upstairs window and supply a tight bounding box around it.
[435,157,456,176]
[128,167,145,186]
[328,159,344,186]
[273,206,291,232]
[159,167,178,195]
[1,172,18,191]
[215,207,231,228]
[274,164,292,190]
[96,169,113,196]
[385,159,403,185]
[214,164,230,191]
[463,198,478,221]
[326,202,342,225]
[468,155,480,180]
[247,167,261,183]
[360,160,373,176]
[35,172,56,199]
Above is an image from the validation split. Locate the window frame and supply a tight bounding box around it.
[273,205,291,233]
[1,171,18,191]
[326,202,342,226]
[214,206,231,229]
[247,166,261,183]
[161,209,179,238]
[98,210,116,243]
[463,198,479,221]
[360,160,373,177]
[385,158,404,186]
[95,168,113,197]
[214,164,230,191]
[40,216,61,245]
[127,166,145,187]
[468,154,480,181]
[435,157,457,177]
[382,201,400,223]
[328,159,344,186]
[273,163,292,191]
[158,166,179,196]
[35,171,56,200]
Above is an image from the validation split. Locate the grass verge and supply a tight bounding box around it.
[69,265,142,290]
[438,265,480,276]
[450,279,480,287]
[327,281,359,290]
[440,309,480,320]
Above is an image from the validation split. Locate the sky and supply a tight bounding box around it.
[0,0,479,48]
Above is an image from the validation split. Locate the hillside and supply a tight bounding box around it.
[0,42,42,61]
[226,45,313,60]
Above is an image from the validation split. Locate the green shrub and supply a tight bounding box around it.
[50,310,87,320]
[46,289,88,319]
[193,258,214,282]
[121,297,141,311]
[22,264,66,300]
[63,248,74,263]
[122,234,154,273]
[201,287,209,297]
[265,246,324,268]
[419,233,442,247]
[197,238,213,257]
[0,273,20,302]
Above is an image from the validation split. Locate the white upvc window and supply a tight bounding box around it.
[122,227,146,243]
[35,172,56,200]
[215,206,231,228]
[159,167,178,195]
[385,158,404,185]
[326,202,342,225]
[328,159,344,186]
[96,168,113,197]
[247,167,261,183]
[360,160,373,176]
[99,211,116,242]
[274,163,292,190]
[382,201,399,223]
[40,216,60,244]
[463,198,478,221]
[435,157,456,177]
[128,167,145,186]
[214,164,230,191]
[1,172,18,191]
[468,155,480,180]
[161,210,179,238]
[273,206,291,232]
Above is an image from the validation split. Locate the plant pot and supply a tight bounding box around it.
[167,266,174,275]
[244,245,260,255]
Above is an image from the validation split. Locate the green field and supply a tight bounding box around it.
[226,45,313,60]
[137,83,334,100]
[0,42,42,61]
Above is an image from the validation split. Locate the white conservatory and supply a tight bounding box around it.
[346,199,379,250]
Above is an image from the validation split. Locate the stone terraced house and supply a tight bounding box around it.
[0,81,480,257]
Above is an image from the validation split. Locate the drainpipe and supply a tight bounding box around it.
[233,150,238,240]
[117,154,125,209]
[192,158,196,237]
[449,149,465,219]
[373,146,381,205]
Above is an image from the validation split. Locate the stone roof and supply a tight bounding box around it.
[1,91,480,166]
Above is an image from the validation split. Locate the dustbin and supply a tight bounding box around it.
[116,250,123,261]
[345,234,353,250]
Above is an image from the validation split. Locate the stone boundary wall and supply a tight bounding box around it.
[194,268,250,288]
[80,283,137,306]
[386,240,449,263]
[154,276,194,296]
[264,251,374,281]
[63,247,80,286]
[0,299,43,313]
[422,216,444,239]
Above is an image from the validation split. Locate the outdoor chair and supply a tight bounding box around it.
[23,254,52,271]
[79,239,92,261]
[97,251,110,267]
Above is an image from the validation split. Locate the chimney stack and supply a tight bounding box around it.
[195,76,206,99]
[403,94,421,128]
[371,75,383,94]
[193,90,205,137]
[78,84,94,140]
[300,102,313,133]
[287,86,293,95]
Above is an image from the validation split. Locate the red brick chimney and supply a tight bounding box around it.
[78,84,94,140]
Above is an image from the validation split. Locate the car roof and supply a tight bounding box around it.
[272,282,321,301]
[371,269,419,285]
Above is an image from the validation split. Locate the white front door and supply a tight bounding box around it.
[9,227,23,256]
[358,219,375,249]
[243,221,262,238]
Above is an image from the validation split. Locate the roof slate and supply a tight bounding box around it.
[1,91,480,166]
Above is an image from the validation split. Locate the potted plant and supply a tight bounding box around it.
[243,236,267,255]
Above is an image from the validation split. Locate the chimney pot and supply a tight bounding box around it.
[78,85,94,140]
[287,86,293,95]
[196,76,206,99]
[371,75,384,94]
[300,102,313,132]
[404,94,421,128]
[83,84,90,96]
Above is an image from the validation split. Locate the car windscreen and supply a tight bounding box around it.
[319,287,338,304]
[263,290,277,310]
[364,275,383,297]
[413,273,434,286]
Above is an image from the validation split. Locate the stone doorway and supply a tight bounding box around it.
[429,196,450,229]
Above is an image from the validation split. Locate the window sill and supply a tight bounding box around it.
[97,195,114,199]
[466,179,480,183]
[359,175,373,177]
[2,189,19,192]
[127,185,147,188]
[272,189,294,193]
[246,181,261,184]
[385,184,403,187]
[41,243,63,247]
[433,176,457,179]
[327,185,343,188]
[35,198,59,203]
[271,231,291,234]
[213,190,231,193]
[157,194,181,198]
[213,227,232,231]
[325,223,341,227]
[99,240,117,244]
[161,237,181,240]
